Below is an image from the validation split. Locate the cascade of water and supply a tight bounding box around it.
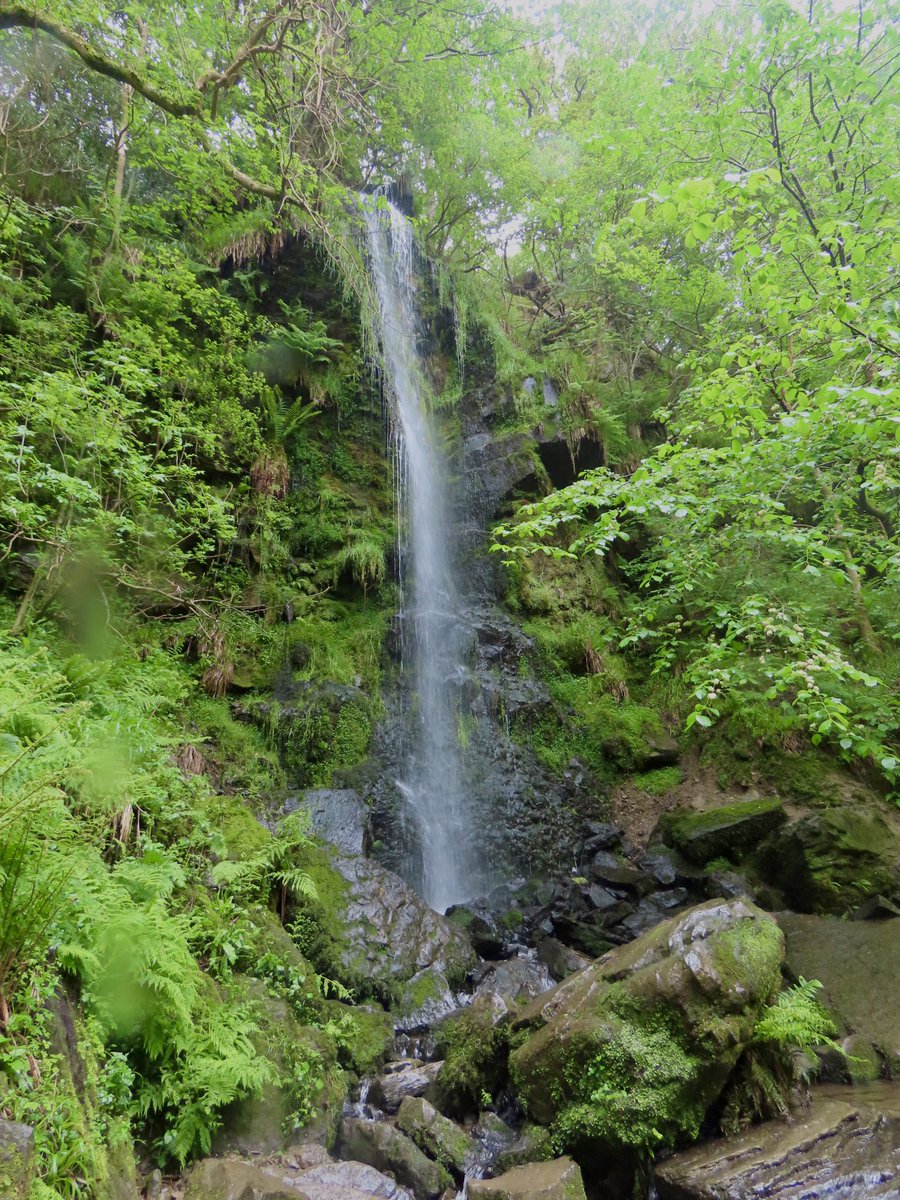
[363,195,473,913]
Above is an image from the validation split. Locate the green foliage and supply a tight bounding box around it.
[721,978,839,1132]
[552,1016,704,1154]
[634,767,681,796]
[752,977,837,1053]
[211,810,319,919]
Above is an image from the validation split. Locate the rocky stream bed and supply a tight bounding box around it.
[104,781,900,1200]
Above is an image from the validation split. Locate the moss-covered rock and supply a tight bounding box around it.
[213,980,345,1155]
[434,996,512,1115]
[0,1121,34,1198]
[509,899,783,1154]
[468,1156,587,1200]
[764,806,900,914]
[778,912,900,1075]
[495,1124,554,1173]
[658,798,786,865]
[396,1096,476,1177]
[325,1002,394,1076]
[338,1117,452,1199]
[397,967,457,1031]
[299,848,474,1002]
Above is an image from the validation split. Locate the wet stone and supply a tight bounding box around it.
[369,1060,443,1114]
[586,883,619,911]
[588,851,646,889]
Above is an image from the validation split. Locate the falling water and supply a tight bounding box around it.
[363,195,472,913]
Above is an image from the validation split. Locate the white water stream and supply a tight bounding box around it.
[363,196,473,913]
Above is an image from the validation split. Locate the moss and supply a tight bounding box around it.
[404,968,446,1012]
[518,682,663,778]
[201,793,272,860]
[501,908,524,930]
[184,693,285,803]
[709,919,784,1010]
[289,844,352,977]
[634,766,682,795]
[435,1001,510,1116]
[278,689,373,788]
[325,1002,394,1075]
[550,1015,706,1154]
[660,798,786,865]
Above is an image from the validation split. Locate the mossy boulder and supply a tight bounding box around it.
[396,1096,476,1177]
[213,982,345,1155]
[468,1157,587,1200]
[338,1117,452,1199]
[509,899,783,1153]
[763,806,900,914]
[324,1001,394,1076]
[434,995,512,1115]
[300,848,474,1002]
[397,967,457,1031]
[496,1124,554,1173]
[778,912,900,1074]
[0,1121,34,1198]
[658,798,786,865]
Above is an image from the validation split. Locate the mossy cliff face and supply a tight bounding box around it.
[509,899,784,1154]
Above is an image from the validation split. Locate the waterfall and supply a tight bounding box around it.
[363,196,473,913]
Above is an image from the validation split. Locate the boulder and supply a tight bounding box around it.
[536,939,590,982]
[587,851,646,889]
[290,789,369,855]
[472,956,555,1006]
[396,1096,476,1176]
[296,1160,415,1199]
[658,798,786,865]
[370,1060,444,1114]
[186,1156,416,1200]
[495,1125,554,1173]
[472,1112,517,1165]
[396,968,459,1032]
[510,899,783,1150]
[468,1156,587,1200]
[303,850,475,1000]
[433,996,512,1114]
[0,1121,34,1198]
[764,805,900,914]
[338,1118,452,1199]
[655,1084,900,1199]
[184,1159,297,1199]
[778,912,900,1073]
[212,985,345,1156]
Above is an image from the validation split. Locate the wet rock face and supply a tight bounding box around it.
[396,1096,476,1177]
[369,1060,443,1114]
[510,899,784,1147]
[288,789,369,855]
[654,1085,900,1199]
[337,1118,452,1199]
[468,1156,587,1200]
[778,912,900,1075]
[315,851,475,999]
[363,372,609,902]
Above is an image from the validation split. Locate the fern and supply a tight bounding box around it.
[211,810,318,919]
[753,978,837,1052]
[721,979,839,1133]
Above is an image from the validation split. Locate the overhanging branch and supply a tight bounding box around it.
[0,4,201,116]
